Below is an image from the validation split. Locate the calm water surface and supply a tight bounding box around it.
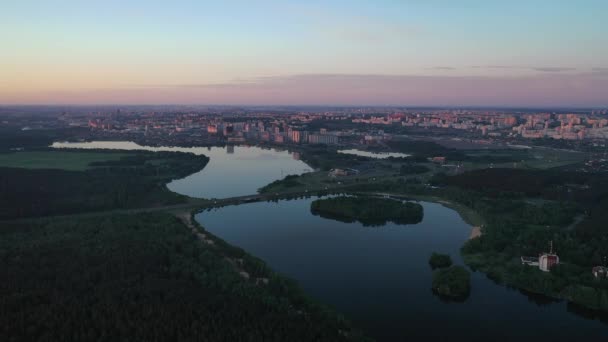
[196,198,608,341]
[52,141,312,198]
[338,149,411,159]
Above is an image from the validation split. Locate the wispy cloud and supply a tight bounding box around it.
[113,73,608,107]
[9,72,606,106]
[531,67,576,72]
[591,67,608,76]
[428,67,457,71]
[471,65,577,72]
[471,65,518,69]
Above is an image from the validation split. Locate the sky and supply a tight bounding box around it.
[1,0,607,106]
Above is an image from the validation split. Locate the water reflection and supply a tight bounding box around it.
[52,141,312,198]
[338,149,411,159]
[519,288,561,306]
[431,288,470,303]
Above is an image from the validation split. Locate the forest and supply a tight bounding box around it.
[431,266,471,300]
[0,212,366,341]
[259,174,303,192]
[310,196,423,226]
[0,149,208,219]
[386,139,530,164]
[429,252,453,270]
[0,127,87,151]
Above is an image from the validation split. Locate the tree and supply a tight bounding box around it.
[429,253,453,269]
[432,266,471,299]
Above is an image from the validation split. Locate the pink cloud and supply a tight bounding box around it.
[3,73,607,107]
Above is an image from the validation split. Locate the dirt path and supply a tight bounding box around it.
[469,226,482,239]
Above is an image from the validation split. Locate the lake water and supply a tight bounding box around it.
[338,149,411,159]
[52,141,312,198]
[196,198,608,341]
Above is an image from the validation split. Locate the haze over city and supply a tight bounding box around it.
[2,0,607,106]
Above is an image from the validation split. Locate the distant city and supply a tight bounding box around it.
[9,106,608,147]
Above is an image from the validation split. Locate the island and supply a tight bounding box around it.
[432,265,471,300]
[310,196,423,226]
[429,252,453,270]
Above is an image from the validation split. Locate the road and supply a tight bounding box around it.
[3,189,481,230]
[0,189,332,223]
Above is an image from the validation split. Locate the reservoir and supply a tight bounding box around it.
[196,197,608,341]
[52,141,312,198]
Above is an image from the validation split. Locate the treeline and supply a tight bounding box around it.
[432,266,471,300]
[0,150,209,219]
[434,168,608,253]
[259,174,303,193]
[310,196,423,226]
[400,164,430,175]
[386,140,524,163]
[299,147,370,171]
[0,213,366,341]
[432,168,589,199]
[0,127,88,151]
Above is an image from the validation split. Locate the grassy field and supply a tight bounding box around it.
[523,147,589,169]
[0,151,132,171]
[461,147,588,170]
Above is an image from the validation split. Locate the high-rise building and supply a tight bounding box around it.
[308,134,339,145]
[289,130,302,143]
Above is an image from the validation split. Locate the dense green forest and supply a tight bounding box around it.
[259,174,303,192]
[0,127,88,151]
[386,140,523,163]
[399,164,430,175]
[432,266,471,300]
[298,146,370,171]
[0,149,208,219]
[429,252,453,270]
[0,213,366,341]
[310,196,423,226]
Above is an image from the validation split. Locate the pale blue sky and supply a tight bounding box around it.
[1,0,607,105]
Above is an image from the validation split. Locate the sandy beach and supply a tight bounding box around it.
[469,226,482,239]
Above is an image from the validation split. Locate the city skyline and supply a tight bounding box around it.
[2,0,607,106]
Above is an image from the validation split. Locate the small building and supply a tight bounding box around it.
[521,241,559,272]
[539,253,559,272]
[429,156,446,164]
[521,256,539,266]
[328,168,359,178]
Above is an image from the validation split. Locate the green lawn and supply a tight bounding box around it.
[0,151,131,171]
[523,148,588,169]
[461,147,588,170]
